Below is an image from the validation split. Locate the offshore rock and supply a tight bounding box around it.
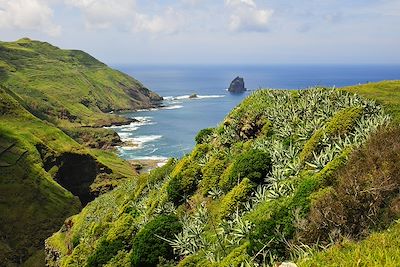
[228,76,247,93]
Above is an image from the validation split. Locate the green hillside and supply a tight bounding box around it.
[0,38,161,127]
[46,81,400,267]
[0,39,162,266]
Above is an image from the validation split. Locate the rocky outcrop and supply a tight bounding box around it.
[228,76,246,93]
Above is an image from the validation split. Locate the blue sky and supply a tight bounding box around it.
[0,0,399,65]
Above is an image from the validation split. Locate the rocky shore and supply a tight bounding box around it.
[130,159,169,174]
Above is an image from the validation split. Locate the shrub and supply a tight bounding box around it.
[106,214,136,243]
[86,239,124,267]
[170,157,190,177]
[177,254,203,267]
[219,178,254,219]
[220,242,251,267]
[195,128,214,144]
[167,162,202,205]
[260,118,272,136]
[248,175,322,260]
[297,222,400,266]
[199,154,227,195]
[148,158,176,185]
[190,144,209,161]
[219,149,271,192]
[131,215,182,267]
[300,107,363,162]
[299,129,324,162]
[325,107,363,136]
[299,126,400,245]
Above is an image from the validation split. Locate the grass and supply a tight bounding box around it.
[343,80,400,123]
[0,38,161,127]
[298,220,400,267]
[0,60,141,265]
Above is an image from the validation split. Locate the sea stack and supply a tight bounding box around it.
[228,76,246,93]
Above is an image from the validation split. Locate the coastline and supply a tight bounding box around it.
[129,158,169,174]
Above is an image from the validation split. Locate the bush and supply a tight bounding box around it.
[219,149,271,192]
[248,175,322,260]
[325,107,363,136]
[190,144,209,161]
[148,158,176,185]
[131,215,182,267]
[177,254,203,267]
[299,126,400,245]
[220,242,251,267]
[238,115,271,140]
[106,214,136,243]
[170,157,190,178]
[219,178,254,219]
[199,154,227,195]
[195,128,214,144]
[167,162,202,205]
[300,107,363,162]
[299,128,324,162]
[87,239,124,267]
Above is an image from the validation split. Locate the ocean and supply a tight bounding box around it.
[109,64,400,161]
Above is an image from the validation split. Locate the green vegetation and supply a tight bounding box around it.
[87,239,125,267]
[343,80,400,123]
[0,38,161,127]
[219,178,254,219]
[299,106,363,162]
[0,39,162,266]
[195,128,214,144]
[297,220,400,267]
[299,126,400,245]
[46,82,400,267]
[167,159,202,205]
[131,215,182,267]
[219,149,271,192]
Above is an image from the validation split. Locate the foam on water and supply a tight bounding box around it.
[122,135,163,148]
[164,94,225,101]
[161,105,183,110]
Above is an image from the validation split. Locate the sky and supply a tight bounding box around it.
[0,0,399,65]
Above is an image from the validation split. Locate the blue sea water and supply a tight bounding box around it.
[110,64,400,160]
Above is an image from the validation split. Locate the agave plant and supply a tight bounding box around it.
[168,87,393,264]
[218,210,253,246]
[168,205,209,256]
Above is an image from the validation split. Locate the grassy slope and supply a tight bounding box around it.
[0,84,138,265]
[0,86,80,266]
[0,38,161,127]
[46,83,395,267]
[295,80,400,266]
[298,221,400,267]
[343,80,400,123]
[0,39,155,265]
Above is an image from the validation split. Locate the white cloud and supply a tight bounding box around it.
[65,0,135,30]
[133,7,184,34]
[225,0,274,32]
[65,0,185,34]
[225,0,256,8]
[0,0,61,36]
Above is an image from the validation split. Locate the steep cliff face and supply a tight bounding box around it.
[45,82,400,267]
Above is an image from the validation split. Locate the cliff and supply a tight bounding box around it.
[0,39,162,266]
